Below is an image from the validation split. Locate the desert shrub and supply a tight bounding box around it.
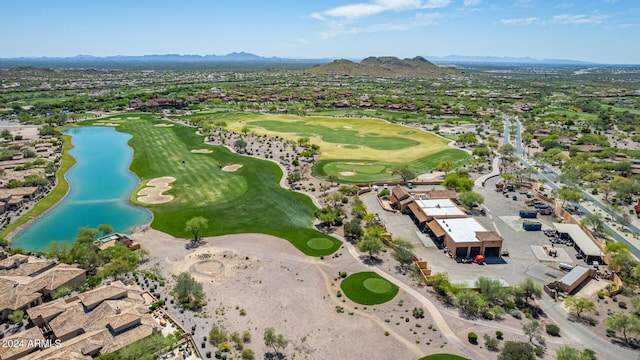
[534,347,544,357]
[545,323,560,336]
[241,349,255,360]
[510,309,522,319]
[484,334,500,351]
[468,332,478,343]
[496,330,503,339]
[339,271,347,278]
[619,301,627,309]
[413,308,425,319]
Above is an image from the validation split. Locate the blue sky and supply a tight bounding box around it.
[1,0,638,63]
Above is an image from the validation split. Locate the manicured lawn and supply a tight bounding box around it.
[188,112,468,182]
[340,272,399,305]
[541,108,598,122]
[313,149,470,183]
[247,120,420,150]
[81,115,341,257]
[419,354,468,360]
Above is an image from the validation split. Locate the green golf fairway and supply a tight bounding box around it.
[82,115,341,257]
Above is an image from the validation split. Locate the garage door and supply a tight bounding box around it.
[455,247,468,258]
[484,247,501,257]
[469,247,481,258]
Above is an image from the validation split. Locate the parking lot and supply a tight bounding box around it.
[362,179,584,286]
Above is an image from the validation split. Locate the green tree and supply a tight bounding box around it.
[344,219,363,240]
[436,160,453,175]
[390,165,416,182]
[357,235,383,260]
[185,216,209,247]
[457,289,488,317]
[392,238,415,272]
[498,144,515,156]
[171,272,206,310]
[52,286,73,299]
[515,278,542,306]
[557,187,584,207]
[428,272,452,297]
[458,191,484,209]
[564,295,595,319]
[98,224,113,236]
[263,327,288,355]
[234,138,247,151]
[476,277,510,306]
[555,346,595,360]
[442,172,474,191]
[8,310,24,325]
[522,320,543,343]
[498,341,535,360]
[606,312,640,344]
[97,257,136,279]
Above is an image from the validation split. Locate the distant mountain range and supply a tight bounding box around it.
[0,52,603,67]
[303,56,458,79]
[426,55,597,65]
[1,52,331,64]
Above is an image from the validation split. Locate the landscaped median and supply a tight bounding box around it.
[340,271,399,305]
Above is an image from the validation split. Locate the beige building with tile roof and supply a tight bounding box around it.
[3,281,161,359]
[0,255,86,321]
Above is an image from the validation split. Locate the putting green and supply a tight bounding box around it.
[340,272,399,305]
[419,354,468,360]
[363,278,393,294]
[307,237,336,250]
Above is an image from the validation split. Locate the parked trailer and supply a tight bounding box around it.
[538,207,553,215]
[522,221,542,231]
[519,210,538,218]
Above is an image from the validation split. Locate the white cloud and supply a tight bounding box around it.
[514,0,534,7]
[463,0,482,6]
[501,17,538,25]
[318,12,441,39]
[311,0,450,21]
[553,14,606,24]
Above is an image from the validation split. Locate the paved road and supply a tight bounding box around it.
[507,118,640,258]
[538,300,638,360]
[338,236,486,360]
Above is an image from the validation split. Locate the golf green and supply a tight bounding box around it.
[340,272,399,305]
[307,237,336,250]
[363,278,393,293]
[419,354,468,360]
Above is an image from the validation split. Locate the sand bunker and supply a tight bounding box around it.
[340,171,355,176]
[222,164,243,172]
[190,260,225,278]
[93,122,120,127]
[154,123,174,127]
[190,149,212,154]
[126,117,140,120]
[137,176,176,204]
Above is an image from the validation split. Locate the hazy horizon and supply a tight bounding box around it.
[2,0,638,64]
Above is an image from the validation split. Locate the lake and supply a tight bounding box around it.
[12,126,151,251]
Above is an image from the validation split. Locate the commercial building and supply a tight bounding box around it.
[429,217,503,258]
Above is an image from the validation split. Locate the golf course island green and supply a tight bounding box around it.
[186,112,470,183]
[340,271,399,305]
[81,114,341,256]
